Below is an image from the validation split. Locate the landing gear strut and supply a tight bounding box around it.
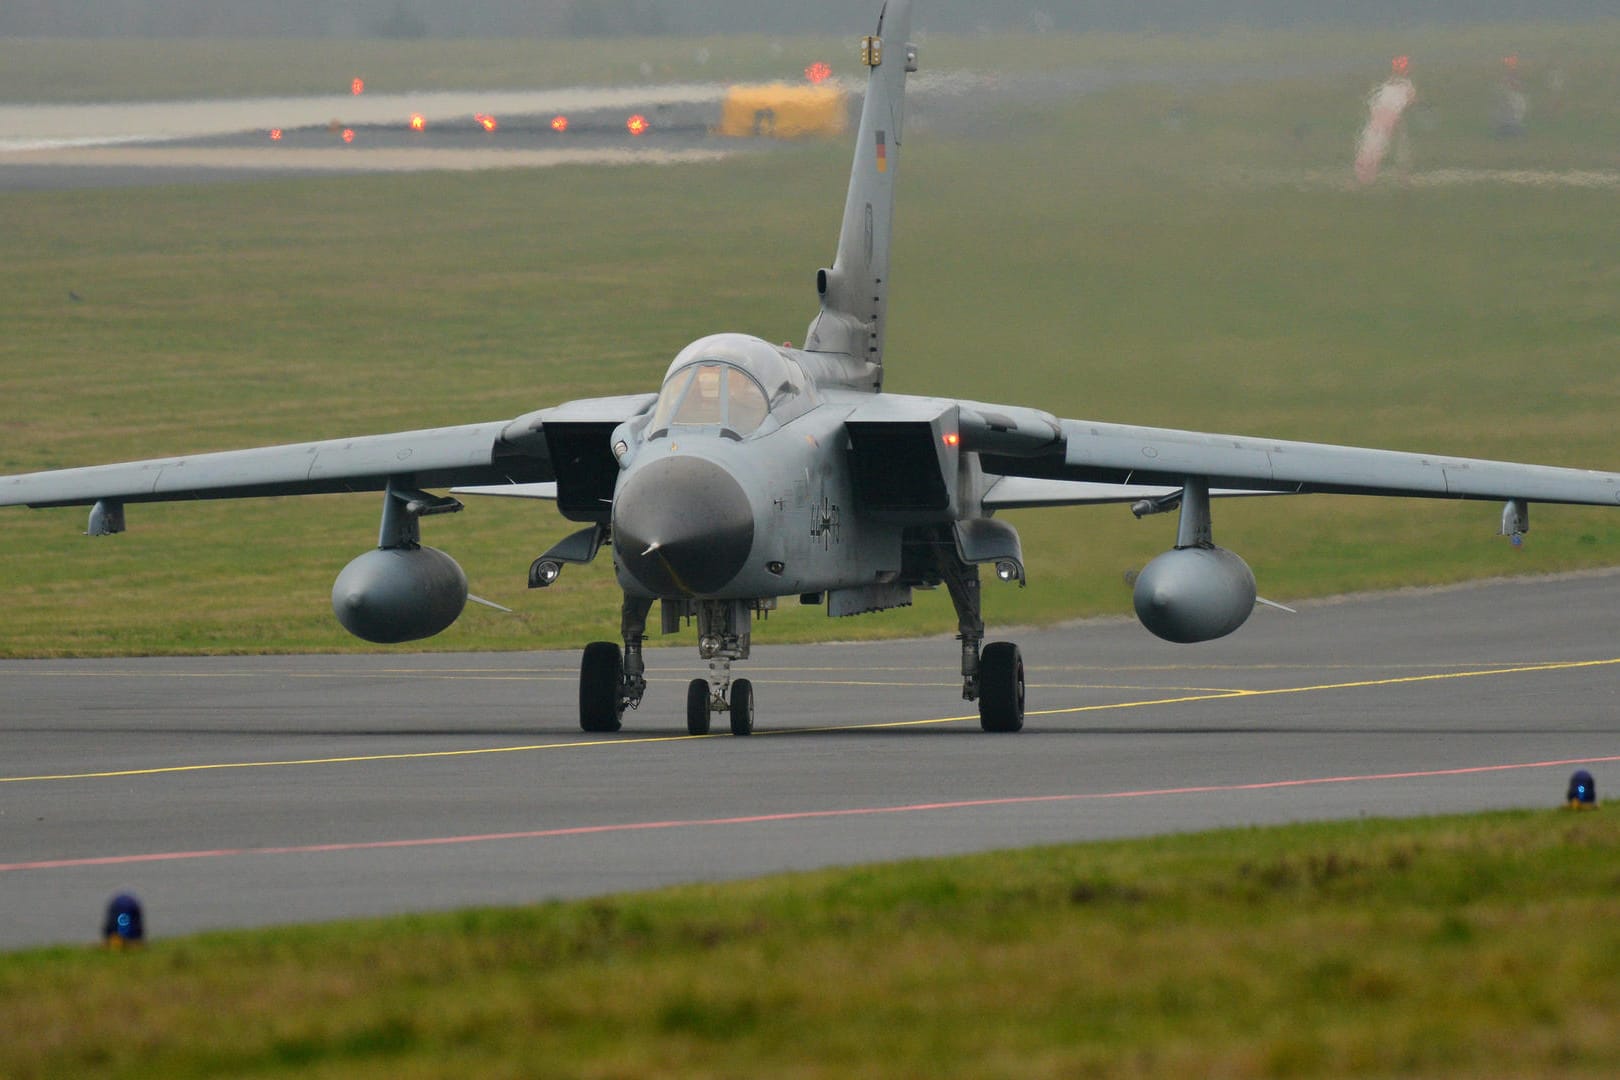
[942,557,1024,732]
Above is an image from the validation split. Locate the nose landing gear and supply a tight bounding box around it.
[686,599,756,736]
[687,674,753,736]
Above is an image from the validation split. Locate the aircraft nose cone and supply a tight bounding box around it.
[613,456,754,596]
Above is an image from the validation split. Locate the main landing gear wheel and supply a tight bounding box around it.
[978,641,1024,733]
[729,678,754,737]
[579,641,624,733]
[686,678,712,736]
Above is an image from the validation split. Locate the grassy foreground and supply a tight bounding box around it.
[3,25,1620,656]
[3,809,1617,1077]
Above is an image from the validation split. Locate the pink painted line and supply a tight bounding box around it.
[4,753,1616,874]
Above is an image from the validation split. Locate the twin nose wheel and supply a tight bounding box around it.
[687,677,753,736]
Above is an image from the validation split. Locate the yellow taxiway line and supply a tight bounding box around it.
[3,657,1614,785]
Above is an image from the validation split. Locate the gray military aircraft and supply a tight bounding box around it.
[4,0,1620,737]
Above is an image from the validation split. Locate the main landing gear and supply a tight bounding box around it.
[942,557,1025,732]
[578,596,652,733]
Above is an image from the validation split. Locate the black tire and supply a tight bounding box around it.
[686,678,712,736]
[579,641,624,733]
[729,678,754,736]
[978,641,1025,733]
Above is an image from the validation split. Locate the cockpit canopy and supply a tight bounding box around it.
[649,333,814,438]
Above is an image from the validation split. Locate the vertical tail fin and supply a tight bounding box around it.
[803,0,915,391]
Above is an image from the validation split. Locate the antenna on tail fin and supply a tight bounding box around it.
[803,0,915,391]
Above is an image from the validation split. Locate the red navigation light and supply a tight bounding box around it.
[943,432,961,447]
[409,113,426,132]
[626,113,649,136]
[351,77,365,95]
[476,113,498,132]
[269,128,283,141]
[1391,54,1410,76]
[341,128,355,143]
[551,115,569,133]
[1504,54,1519,70]
[805,61,833,84]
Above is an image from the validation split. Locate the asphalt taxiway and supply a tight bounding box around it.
[3,571,1617,950]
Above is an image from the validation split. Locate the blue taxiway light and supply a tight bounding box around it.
[102,892,144,948]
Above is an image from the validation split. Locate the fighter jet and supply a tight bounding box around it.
[4,0,1620,737]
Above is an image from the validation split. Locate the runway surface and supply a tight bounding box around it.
[3,571,1618,950]
[0,85,750,189]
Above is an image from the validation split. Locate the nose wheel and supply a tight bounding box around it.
[686,676,754,736]
[686,678,710,735]
[729,678,754,736]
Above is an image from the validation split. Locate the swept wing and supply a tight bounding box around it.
[987,416,1620,507]
[0,394,655,513]
[853,392,1620,510]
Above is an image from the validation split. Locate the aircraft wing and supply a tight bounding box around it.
[845,393,1620,512]
[970,411,1620,508]
[0,393,656,514]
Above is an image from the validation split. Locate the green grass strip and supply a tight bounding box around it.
[2,808,1616,1077]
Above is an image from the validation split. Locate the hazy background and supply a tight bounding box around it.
[4,1,1616,38]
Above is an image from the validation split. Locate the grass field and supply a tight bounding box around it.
[3,25,1620,656]
[3,809,1616,1077]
